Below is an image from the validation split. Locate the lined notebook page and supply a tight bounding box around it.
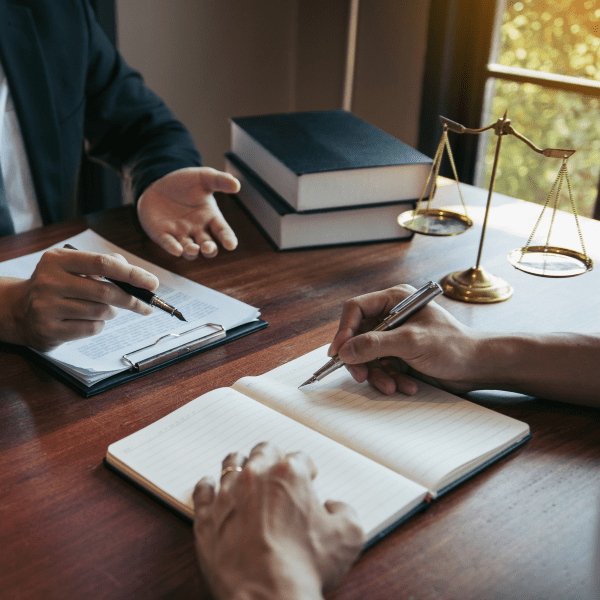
[232,346,530,494]
[107,387,428,541]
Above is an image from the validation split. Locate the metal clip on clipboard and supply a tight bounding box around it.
[121,323,226,371]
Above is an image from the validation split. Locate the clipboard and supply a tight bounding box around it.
[23,318,268,397]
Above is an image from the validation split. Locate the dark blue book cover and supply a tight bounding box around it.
[231,110,432,175]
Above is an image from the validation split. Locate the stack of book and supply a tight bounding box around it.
[225,110,433,250]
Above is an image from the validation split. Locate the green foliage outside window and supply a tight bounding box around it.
[478,0,600,217]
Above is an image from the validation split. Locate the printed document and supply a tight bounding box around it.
[0,230,260,385]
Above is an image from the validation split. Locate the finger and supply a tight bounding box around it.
[328,298,371,357]
[346,363,368,383]
[179,236,201,261]
[186,228,218,259]
[200,240,218,259]
[32,318,107,351]
[365,363,397,395]
[329,285,419,358]
[388,370,419,395]
[323,500,365,545]
[324,499,359,521]
[328,293,392,357]
[189,230,221,259]
[193,477,216,552]
[245,442,284,473]
[48,297,119,322]
[158,231,202,261]
[281,451,318,481]
[219,451,246,491]
[337,329,398,366]
[209,215,238,252]
[193,477,216,509]
[155,232,185,258]
[221,451,246,474]
[59,276,155,316]
[58,248,159,291]
[199,168,241,194]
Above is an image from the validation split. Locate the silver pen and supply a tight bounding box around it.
[298,281,443,388]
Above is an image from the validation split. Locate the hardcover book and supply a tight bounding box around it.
[225,152,414,250]
[230,110,433,212]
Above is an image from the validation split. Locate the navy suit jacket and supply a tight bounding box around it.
[0,0,201,225]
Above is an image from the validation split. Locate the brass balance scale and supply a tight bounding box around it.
[397,112,594,303]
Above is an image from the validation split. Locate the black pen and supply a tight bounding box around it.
[299,281,442,388]
[64,244,187,322]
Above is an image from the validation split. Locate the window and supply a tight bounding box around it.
[475,0,600,218]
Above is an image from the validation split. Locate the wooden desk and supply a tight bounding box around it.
[1,185,599,600]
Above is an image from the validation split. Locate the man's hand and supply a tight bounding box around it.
[193,442,364,600]
[328,284,600,405]
[137,167,240,260]
[0,248,158,351]
[328,284,484,396]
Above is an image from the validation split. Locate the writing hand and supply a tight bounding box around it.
[328,284,483,396]
[193,442,364,600]
[0,248,158,351]
[137,167,240,260]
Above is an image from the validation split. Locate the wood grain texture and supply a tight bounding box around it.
[1,186,599,600]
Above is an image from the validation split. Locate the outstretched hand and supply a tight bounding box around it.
[193,442,364,600]
[137,167,240,260]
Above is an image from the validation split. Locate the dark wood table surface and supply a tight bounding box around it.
[1,184,600,600]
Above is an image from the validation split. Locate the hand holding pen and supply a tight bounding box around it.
[300,282,445,394]
[1,245,166,352]
[64,245,186,321]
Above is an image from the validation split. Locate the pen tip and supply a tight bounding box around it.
[298,376,316,389]
[173,311,187,322]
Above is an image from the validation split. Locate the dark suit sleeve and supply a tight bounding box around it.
[80,1,202,201]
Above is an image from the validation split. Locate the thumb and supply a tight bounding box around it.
[338,330,405,364]
[202,169,240,194]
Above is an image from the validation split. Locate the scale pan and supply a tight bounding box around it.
[397,209,472,236]
[508,246,593,278]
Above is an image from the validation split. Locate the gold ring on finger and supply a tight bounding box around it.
[220,466,243,477]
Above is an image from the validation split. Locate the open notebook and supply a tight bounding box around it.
[106,345,530,546]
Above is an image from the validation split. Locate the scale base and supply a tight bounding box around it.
[440,266,513,303]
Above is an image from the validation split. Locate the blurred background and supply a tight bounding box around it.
[115,0,427,170]
[90,0,600,220]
